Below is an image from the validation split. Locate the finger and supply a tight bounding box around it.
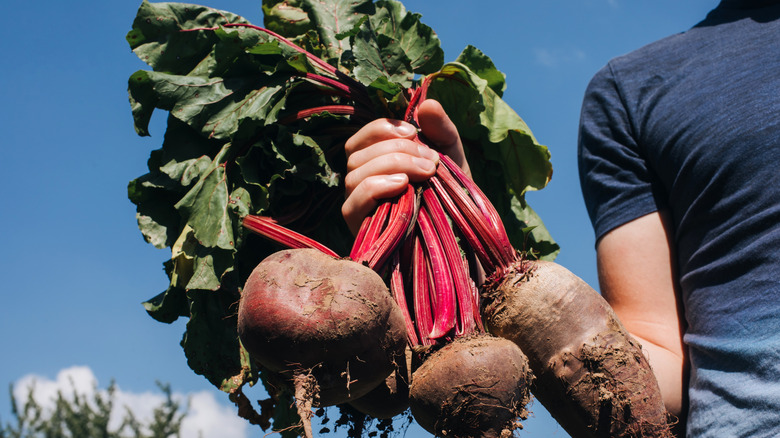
[344,152,437,197]
[346,137,439,172]
[344,118,418,158]
[342,174,409,235]
[417,99,471,177]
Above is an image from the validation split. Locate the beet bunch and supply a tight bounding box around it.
[124,0,670,436]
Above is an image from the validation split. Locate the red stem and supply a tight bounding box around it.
[354,185,416,272]
[349,202,390,261]
[421,184,478,337]
[183,23,367,95]
[440,154,515,263]
[433,164,514,270]
[242,215,339,258]
[278,105,375,125]
[390,251,420,346]
[417,207,456,340]
[412,234,434,346]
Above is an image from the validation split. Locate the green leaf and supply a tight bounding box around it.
[162,223,236,293]
[372,0,444,75]
[350,0,443,87]
[187,249,233,291]
[127,118,225,249]
[182,289,255,392]
[227,186,253,220]
[368,75,405,96]
[174,144,235,251]
[511,198,560,260]
[134,207,178,249]
[155,116,222,183]
[142,286,189,324]
[236,126,340,197]
[351,25,413,86]
[128,0,249,74]
[169,225,198,288]
[206,27,316,79]
[334,16,369,40]
[128,71,289,141]
[128,176,182,249]
[288,132,341,187]
[455,45,506,97]
[300,0,375,64]
[262,0,314,38]
[428,62,552,197]
[128,70,157,136]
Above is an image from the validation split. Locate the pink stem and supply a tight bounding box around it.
[417,207,456,340]
[422,185,477,337]
[390,251,419,346]
[242,215,339,258]
[412,234,434,346]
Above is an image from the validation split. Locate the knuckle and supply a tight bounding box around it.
[343,171,358,192]
[389,139,409,153]
[344,136,359,155]
[341,201,353,220]
[345,153,360,172]
[387,152,408,167]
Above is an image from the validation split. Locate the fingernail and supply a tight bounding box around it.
[412,157,436,172]
[394,122,417,137]
[418,144,439,161]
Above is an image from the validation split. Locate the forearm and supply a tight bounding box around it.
[595,211,688,426]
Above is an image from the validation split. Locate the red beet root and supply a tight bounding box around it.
[237,248,407,435]
[347,368,411,420]
[483,260,673,437]
[347,350,412,419]
[408,334,533,438]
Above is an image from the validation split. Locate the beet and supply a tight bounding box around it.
[347,349,412,419]
[237,248,407,407]
[408,334,533,438]
[347,369,410,419]
[483,260,673,437]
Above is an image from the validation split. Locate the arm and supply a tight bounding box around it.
[596,210,688,426]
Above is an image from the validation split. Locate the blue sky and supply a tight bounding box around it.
[0,0,717,436]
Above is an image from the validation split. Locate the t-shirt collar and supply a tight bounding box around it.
[718,0,780,8]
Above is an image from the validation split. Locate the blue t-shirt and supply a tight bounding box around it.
[578,1,780,436]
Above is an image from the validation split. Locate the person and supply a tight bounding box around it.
[577,0,780,436]
[341,1,780,436]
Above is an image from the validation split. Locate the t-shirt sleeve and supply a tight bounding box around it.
[577,63,661,243]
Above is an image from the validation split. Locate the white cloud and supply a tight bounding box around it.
[181,391,247,438]
[11,366,248,438]
[533,47,587,68]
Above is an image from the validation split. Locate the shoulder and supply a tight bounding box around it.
[581,24,714,135]
[593,30,700,94]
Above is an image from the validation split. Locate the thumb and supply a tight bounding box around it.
[416,99,470,177]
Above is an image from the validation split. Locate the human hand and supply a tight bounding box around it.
[342,99,469,234]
